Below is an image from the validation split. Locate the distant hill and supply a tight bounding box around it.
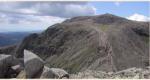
[0,31,42,47]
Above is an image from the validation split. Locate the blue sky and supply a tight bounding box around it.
[89,2,149,17]
[0,1,149,32]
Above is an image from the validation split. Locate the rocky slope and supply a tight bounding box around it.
[70,67,150,79]
[14,13,149,74]
[18,50,150,79]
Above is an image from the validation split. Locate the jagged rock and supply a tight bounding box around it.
[0,54,20,78]
[24,49,44,78]
[40,66,69,79]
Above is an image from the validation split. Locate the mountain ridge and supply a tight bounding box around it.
[2,13,149,74]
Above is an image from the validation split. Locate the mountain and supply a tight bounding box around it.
[10,14,149,74]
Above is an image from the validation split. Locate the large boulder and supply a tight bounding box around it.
[0,54,20,78]
[24,49,44,78]
[24,49,69,79]
[40,66,69,79]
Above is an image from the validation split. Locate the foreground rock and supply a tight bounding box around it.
[70,67,150,79]
[24,49,69,79]
[24,49,44,78]
[0,54,21,78]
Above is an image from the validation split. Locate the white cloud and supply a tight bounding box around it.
[127,13,150,21]
[0,2,96,23]
[18,9,38,14]
[0,2,96,18]
[114,2,120,6]
[17,15,65,24]
[0,11,66,32]
[0,2,96,31]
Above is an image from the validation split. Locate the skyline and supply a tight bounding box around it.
[0,1,149,32]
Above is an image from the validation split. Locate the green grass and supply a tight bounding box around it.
[99,24,109,31]
[143,36,149,43]
[63,63,81,74]
[46,45,99,74]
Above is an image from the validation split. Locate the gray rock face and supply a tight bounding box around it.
[0,54,12,78]
[0,54,20,78]
[24,49,44,78]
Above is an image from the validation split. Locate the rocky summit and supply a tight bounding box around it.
[0,13,149,78]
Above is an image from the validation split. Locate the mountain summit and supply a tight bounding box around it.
[64,13,128,24]
[13,13,149,73]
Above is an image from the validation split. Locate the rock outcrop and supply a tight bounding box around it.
[0,54,22,78]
